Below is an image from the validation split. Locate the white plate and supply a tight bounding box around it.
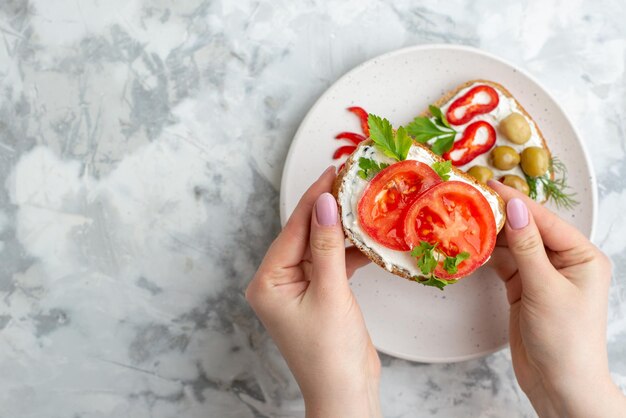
[279,44,596,363]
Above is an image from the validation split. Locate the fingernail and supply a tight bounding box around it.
[316,192,338,226]
[507,198,529,230]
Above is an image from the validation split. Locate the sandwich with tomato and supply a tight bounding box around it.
[332,80,576,289]
[332,114,505,289]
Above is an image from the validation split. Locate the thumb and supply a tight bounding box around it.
[309,192,348,292]
[505,198,555,296]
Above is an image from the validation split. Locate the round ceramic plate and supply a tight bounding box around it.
[279,44,596,363]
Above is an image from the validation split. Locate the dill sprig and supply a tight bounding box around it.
[525,156,578,209]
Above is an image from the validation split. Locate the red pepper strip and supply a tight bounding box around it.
[338,162,346,171]
[335,132,367,145]
[442,121,496,166]
[347,106,369,136]
[446,85,499,126]
[333,145,357,159]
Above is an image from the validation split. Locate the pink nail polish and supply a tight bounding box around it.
[316,193,338,226]
[507,198,529,230]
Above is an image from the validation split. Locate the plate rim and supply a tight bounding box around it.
[279,43,597,362]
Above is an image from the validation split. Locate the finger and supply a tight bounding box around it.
[346,247,371,279]
[505,273,522,305]
[300,260,312,282]
[487,246,517,281]
[488,180,591,253]
[547,246,595,270]
[262,167,336,271]
[503,197,558,296]
[496,232,508,248]
[486,246,521,305]
[302,246,311,262]
[308,192,348,293]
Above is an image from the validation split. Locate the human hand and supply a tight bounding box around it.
[487,180,626,418]
[246,167,381,418]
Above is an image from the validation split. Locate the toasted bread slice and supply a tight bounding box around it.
[422,79,552,202]
[332,140,505,282]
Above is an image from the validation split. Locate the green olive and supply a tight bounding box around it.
[521,147,549,177]
[500,112,531,144]
[501,175,530,196]
[467,165,494,183]
[490,146,520,170]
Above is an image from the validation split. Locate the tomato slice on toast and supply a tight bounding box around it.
[403,181,496,278]
[357,160,442,250]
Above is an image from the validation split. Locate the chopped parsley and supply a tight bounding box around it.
[357,157,389,180]
[431,160,452,181]
[410,241,470,290]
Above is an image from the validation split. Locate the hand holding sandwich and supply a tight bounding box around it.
[245,167,381,418]
[488,180,626,418]
[246,166,625,417]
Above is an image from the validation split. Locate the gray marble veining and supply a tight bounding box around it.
[0,1,625,417]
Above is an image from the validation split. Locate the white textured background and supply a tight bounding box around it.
[0,1,624,417]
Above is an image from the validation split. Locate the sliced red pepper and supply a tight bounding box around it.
[443,121,496,166]
[446,85,499,125]
[333,145,357,159]
[347,106,369,136]
[332,106,368,165]
[335,132,367,145]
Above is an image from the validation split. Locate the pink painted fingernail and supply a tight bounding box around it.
[507,198,529,230]
[316,193,338,226]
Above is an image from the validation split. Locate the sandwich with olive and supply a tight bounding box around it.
[406,80,577,208]
[329,80,576,289]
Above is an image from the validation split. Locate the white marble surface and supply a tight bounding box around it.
[0,1,625,417]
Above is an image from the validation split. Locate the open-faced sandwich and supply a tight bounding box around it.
[331,80,576,289]
[332,115,505,289]
[406,80,576,208]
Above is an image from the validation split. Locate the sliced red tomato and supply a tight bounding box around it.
[358,160,442,250]
[446,85,499,125]
[403,181,496,279]
[443,121,496,166]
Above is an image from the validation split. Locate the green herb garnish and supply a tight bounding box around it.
[406,105,457,155]
[431,160,452,181]
[368,114,412,161]
[525,157,578,209]
[431,136,456,156]
[410,241,468,290]
[410,241,439,275]
[526,175,539,200]
[429,105,452,129]
[357,157,389,180]
[442,252,470,275]
[414,275,458,291]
